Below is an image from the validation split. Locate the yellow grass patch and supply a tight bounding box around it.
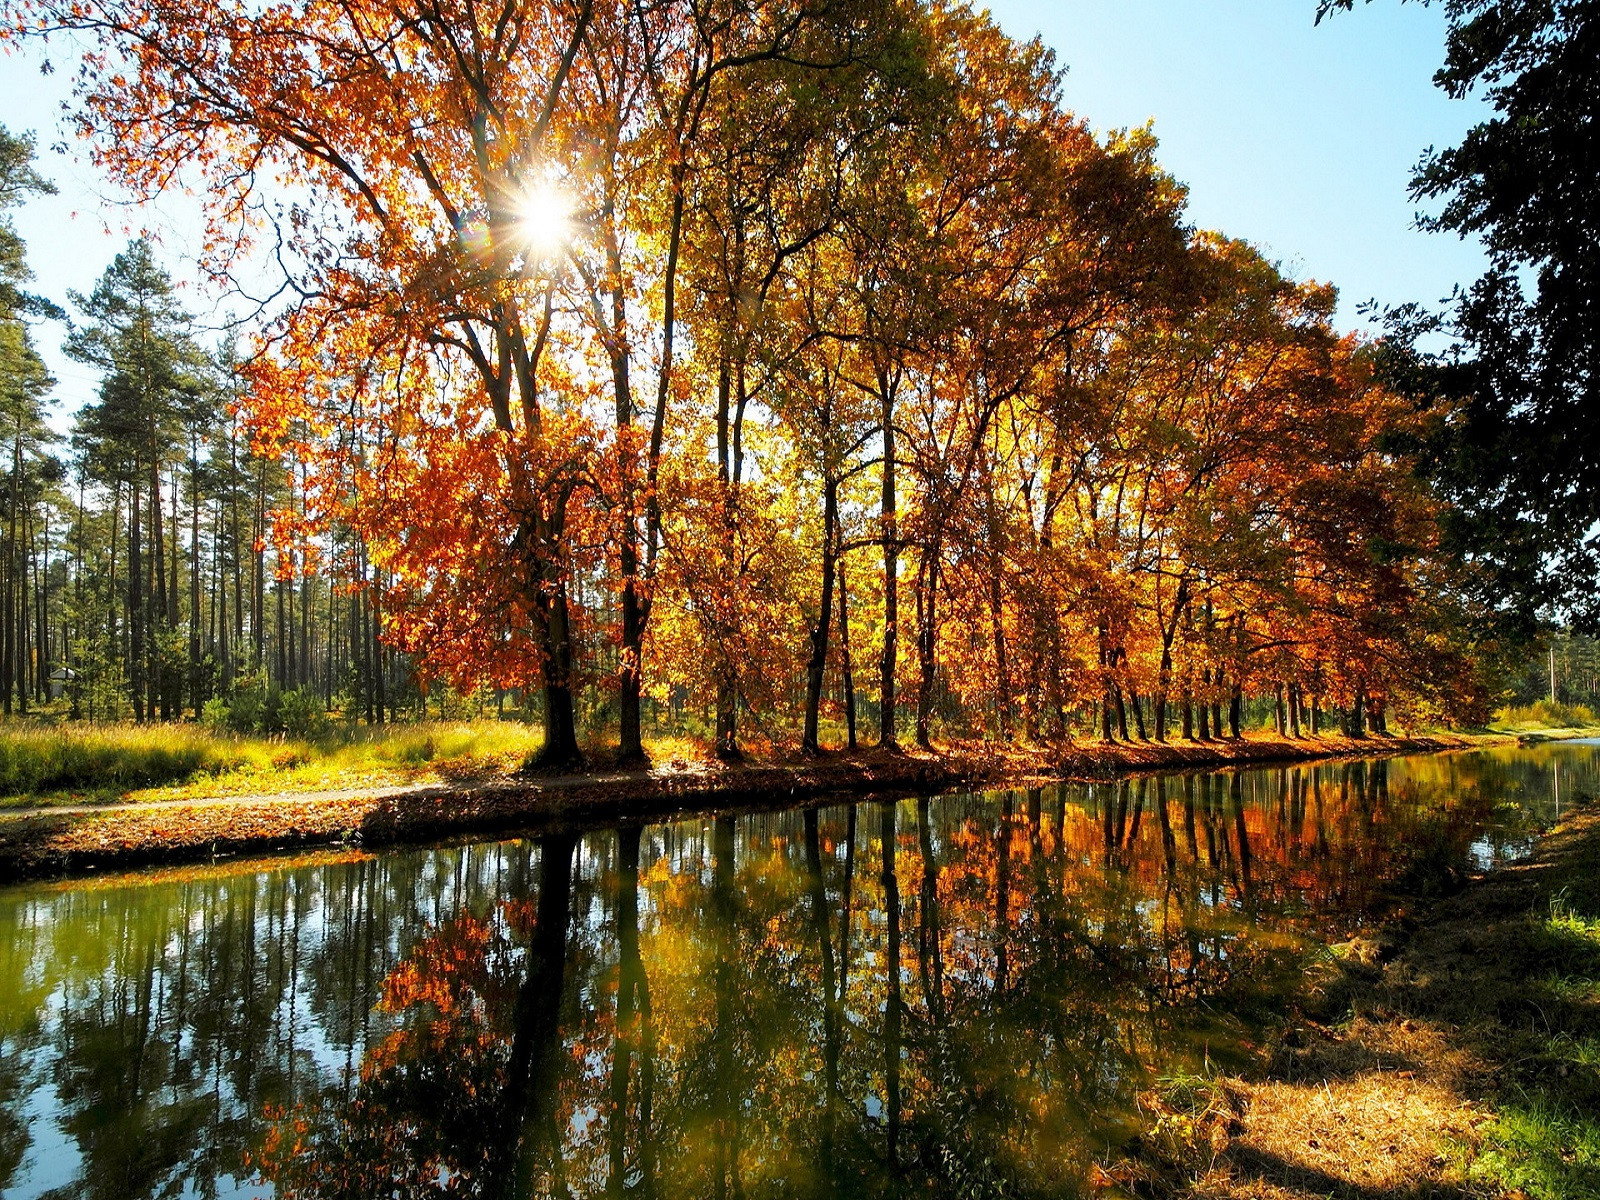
[1201,1071,1483,1197]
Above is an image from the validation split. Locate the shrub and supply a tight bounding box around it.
[278,688,329,739]
[1497,700,1599,730]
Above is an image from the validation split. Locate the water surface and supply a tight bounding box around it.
[1,742,1595,1199]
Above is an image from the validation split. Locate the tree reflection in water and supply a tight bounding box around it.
[0,744,1592,1199]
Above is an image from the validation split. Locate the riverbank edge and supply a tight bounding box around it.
[1115,795,1600,1199]
[0,729,1549,884]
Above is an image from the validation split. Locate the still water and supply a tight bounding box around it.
[0,743,1595,1199]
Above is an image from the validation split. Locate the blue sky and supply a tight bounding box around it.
[985,0,1488,317]
[1,2,1489,419]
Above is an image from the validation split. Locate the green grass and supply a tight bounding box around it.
[0,724,277,802]
[0,721,726,808]
[0,721,556,807]
[1469,1091,1600,1200]
[1465,886,1600,1200]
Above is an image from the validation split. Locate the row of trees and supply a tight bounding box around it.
[0,1,1490,757]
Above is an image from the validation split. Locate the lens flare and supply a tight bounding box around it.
[515,182,572,259]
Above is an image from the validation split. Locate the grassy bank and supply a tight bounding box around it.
[0,721,570,808]
[0,724,1518,884]
[1492,699,1600,736]
[0,718,1558,812]
[1118,799,1600,1200]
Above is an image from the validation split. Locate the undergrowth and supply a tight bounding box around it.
[1494,699,1600,731]
[0,721,560,804]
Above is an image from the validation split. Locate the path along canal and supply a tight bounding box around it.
[0,741,1595,1199]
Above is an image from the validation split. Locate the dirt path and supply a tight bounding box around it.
[0,731,1497,884]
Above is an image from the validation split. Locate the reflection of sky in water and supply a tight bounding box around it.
[0,741,1595,1199]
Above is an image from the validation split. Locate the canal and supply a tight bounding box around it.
[1,741,1595,1198]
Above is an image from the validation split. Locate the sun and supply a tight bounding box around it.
[514,181,573,259]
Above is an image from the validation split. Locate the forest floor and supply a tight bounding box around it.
[0,725,1576,883]
[1117,800,1600,1200]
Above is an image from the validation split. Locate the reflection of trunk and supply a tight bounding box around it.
[1201,777,1220,873]
[803,808,841,1165]
[838,805,857,1001]
[881,800,903,1169]
[916,798,944,1018]
[915,800,947,1177]
[1230,773,1252,900]
[994,794,1012,994]
[1156,778,1176,874]
[712,817,743,1200]
[491,833,576,1200]
[1313,767,1330,859]
[609,826,656,1200]
[1182,776,1199,860]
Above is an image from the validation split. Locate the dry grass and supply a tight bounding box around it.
[1201,1073,1483,1198]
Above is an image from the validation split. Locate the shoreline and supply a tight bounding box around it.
[1120,793,1600,1199]
[0,729,1553,884]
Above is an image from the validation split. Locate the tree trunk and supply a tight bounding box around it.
[2,432,19,715]
[802,477,838,755]
[149,459,170,719]
[189,438,202,716]
[530,524,582,767]
[879,383,899,749]
[129,480,145,722]
[714,679,740,762]
[838,558,857,752]
[914,545,939,750]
